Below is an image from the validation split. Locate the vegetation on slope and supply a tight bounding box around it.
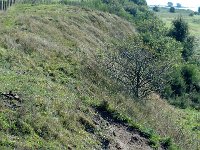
[0,4,138,149]
[0,1,199,150]
[150,7,200,110]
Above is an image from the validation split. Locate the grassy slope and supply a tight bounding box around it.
[0,4,199,149]
[0,4,136,149]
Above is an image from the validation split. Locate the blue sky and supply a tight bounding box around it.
[146,0,200,10]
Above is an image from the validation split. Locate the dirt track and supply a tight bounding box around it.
[93,111,159,150]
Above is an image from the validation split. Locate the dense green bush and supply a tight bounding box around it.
[182,36,195,61]
[164,64,200,109]
[125,4,138,16]
[169,7,175,13]
[170,70,186,97]
[169,17,188,42]
[181,64,200,92]
[153,6,159,12]
[129,0,147,5]
[189,12,194,17]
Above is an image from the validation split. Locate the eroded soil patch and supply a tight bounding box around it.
[93,110,156,150]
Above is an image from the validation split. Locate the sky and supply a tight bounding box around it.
[146,0,200,11]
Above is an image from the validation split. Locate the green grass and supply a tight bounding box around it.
[0,4,136,149]
[0,4,199,149]
[153,7,200,43]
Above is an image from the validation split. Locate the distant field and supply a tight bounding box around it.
[153,7,200,56]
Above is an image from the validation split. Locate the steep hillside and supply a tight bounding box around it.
[0,4,141,149]
[0,4,199,150]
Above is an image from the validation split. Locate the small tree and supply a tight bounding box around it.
[153,6,159,12]
[167,2,173,7]
[169,17,188,42]
[105,37,173,98]
[198,7,200,14]
[169,7,175,13]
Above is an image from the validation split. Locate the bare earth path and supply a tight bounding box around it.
[92,110,161,150]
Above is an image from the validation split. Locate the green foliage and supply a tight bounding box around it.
[169,7,175,13]
[153,6,159,12]
[170,69,186,97]
[189,12,194,17]
[165,64,200,110]
[124,3,138,16]
[198,7,200,13]
[135,13,166,34]
[168,17,195,61]
[160,137,179,150]
[105,36,178,98]
[0,2,198,150]
[169,17,188,42]
[181,64,200,92]
[129,0,147,5]
[182,36,195,61]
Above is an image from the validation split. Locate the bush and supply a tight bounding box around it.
[169,7,175,13]
[125,5,138,16]
[170,72,186,97]
[153,6,159,12]
[168,17,188,42]
[129,0,147,5]
[182,36,195,61]
[181,64,200,92]
[189,12,194,17]
[194,11,199,15]
[164,64,200,109]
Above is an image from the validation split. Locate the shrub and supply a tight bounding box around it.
[170,95,190,109]
[170,75,186,97]
[168,17,188,42]
[189,12,194,17]
[153,6,159,12]
[182,36,195,61]
[181,64,200,92]
[125,5,138,16]
[194,11,199,15]
[169,7,175,13]
[129,0,147,5]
